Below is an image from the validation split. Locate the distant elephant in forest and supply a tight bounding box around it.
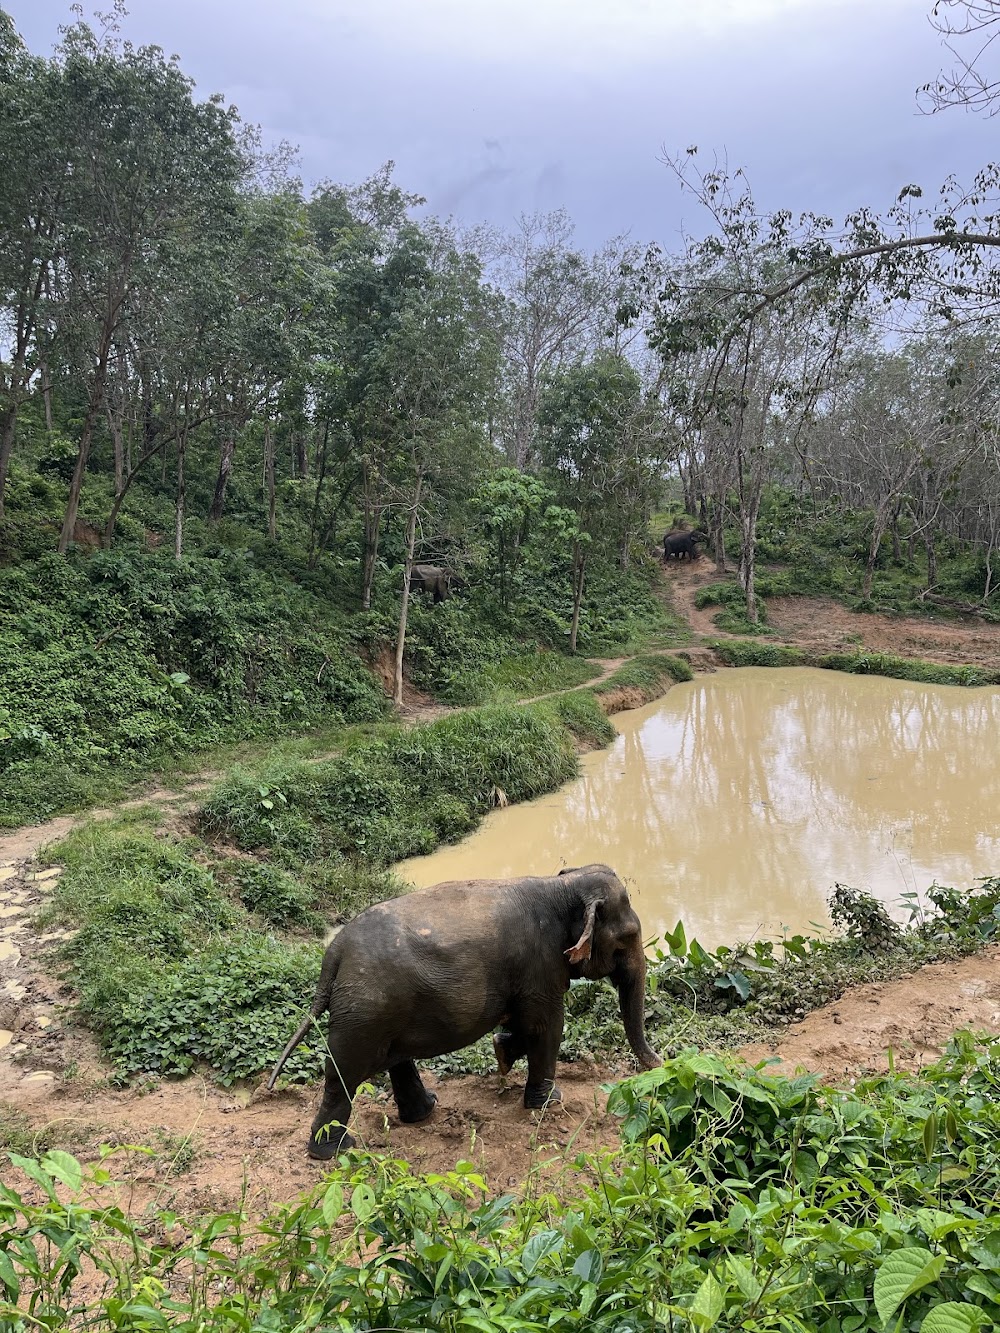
[267,864,660,1158]
[662,530,705,561]
[410,563,460,602]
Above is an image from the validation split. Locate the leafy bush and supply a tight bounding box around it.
[592,652,693,696]
[234,862,317,926]
[0,548,387,824]
[199,702,580,864]
[816,650,1000,687]
[709,639,805,667]
[100,936,323,1084]
[7,1039,1000,1330]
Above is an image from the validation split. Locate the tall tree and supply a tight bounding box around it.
[537,353,653,651]
[46,14,241,551]
[0,16,63,519]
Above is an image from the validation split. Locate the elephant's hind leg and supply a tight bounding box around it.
[308,1047,360,1159]
[389,1061,438,1124]
[493,1029,527,1075]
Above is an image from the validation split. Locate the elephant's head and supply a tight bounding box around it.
[558,864,660,1070]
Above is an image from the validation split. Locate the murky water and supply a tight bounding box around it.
[396,668,1000,948]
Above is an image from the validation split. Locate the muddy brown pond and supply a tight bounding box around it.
[397,667,1000,948]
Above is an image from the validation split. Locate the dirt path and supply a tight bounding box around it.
[660,554,1000,670]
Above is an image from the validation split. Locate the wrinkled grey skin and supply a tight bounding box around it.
[662,530,705,561]
[268,864,660,1159]
[411,563,455,602]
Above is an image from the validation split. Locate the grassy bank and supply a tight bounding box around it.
[710,638,1000,686]
[32,653,694,1085]
[5,1034,1000,1330]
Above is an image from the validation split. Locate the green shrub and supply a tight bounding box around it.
[816,650,1000,687]
[8,1038,1000,1331]
[593,653,692,696]
[235,862,317,926]
[709,639,805,668]
[199,703,579,864]
[100,936,323,1084]
[0,548,387,824]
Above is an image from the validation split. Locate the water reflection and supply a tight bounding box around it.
[396,668,1000,947]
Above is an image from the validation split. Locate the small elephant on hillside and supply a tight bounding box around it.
[268,864,660,1158]
[411,563,460,602]
[662,530,705,561]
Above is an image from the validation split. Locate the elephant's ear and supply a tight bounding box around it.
[565,897,604,964]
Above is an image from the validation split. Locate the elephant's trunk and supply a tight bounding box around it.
[615,943,660,1070]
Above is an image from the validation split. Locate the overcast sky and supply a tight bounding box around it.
[9,0,999,252]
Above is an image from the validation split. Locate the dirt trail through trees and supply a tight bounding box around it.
[5,570,1000,1208]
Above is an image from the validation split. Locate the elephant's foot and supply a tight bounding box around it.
[308,1112,354,1159]
[307,1129,354,1159]
[397,1090,438,1124]
[524,1079,562,1110]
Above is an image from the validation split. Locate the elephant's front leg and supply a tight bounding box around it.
[389,1061,438,1124]
[523,1001,564,1109]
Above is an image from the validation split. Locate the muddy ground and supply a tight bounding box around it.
[3,561,1000,1217]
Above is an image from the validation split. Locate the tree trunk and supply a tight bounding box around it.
[295,430,309,479]
[58,328,115,552]
[709,492,726,573]
[107,401,125,497]
[569,546,587,653]
[264,421,276,539]
[924,532,937,589]
[862,511,889,601]
[0,407,17,524]
[890,506,902,563]
[175,428,187,559]
[393,469,424,706]
[361,453,383,611]
[40,359,54,434]
[209,426,236,522]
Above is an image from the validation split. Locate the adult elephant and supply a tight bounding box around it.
[662,530,704,561]
[411,563,455,602]
[268,864,660,1158]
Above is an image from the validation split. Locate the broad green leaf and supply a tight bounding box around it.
[42,1150,83,1194]
[572,1248,603,1284]
[727,1255,762,1302]
[321,1181,343,1225]
[689,1272,726,1330]
[521,1228,563,1275]
[7,1154,57,1201]
[920,1302,987,1333]
[923,1112,939,1161]
[874,1249,947,1324]
[350,1182,375,1223]
[0,1248,19,1300]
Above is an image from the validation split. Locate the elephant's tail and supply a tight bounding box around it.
[266,948,339,1090]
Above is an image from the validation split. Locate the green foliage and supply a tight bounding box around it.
[7,1037,1000,1330]
[709,639,806,667]
[815,650,1000,687]
[233,862,317,927]
[100,937,323,1085]
[200,702,579,865]
[0,549,386,825]
[535,690,617,748]
[711,634,1000,685]
[592,652,693,696]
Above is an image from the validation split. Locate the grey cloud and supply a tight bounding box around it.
[9,0,999,252]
